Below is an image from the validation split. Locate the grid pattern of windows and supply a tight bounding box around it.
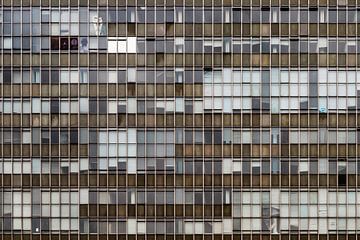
[1,0,360,239]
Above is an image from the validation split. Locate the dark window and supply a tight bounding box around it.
[3,70,11,83]
[51,37,59,50]
[51,130,59,144]
[50,99,60,113]
[51,70,59,83]
[60,37,69,50]
[41,70,49,83]
[70,37,78,50]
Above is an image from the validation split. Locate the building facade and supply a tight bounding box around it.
[0,0,360,239]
